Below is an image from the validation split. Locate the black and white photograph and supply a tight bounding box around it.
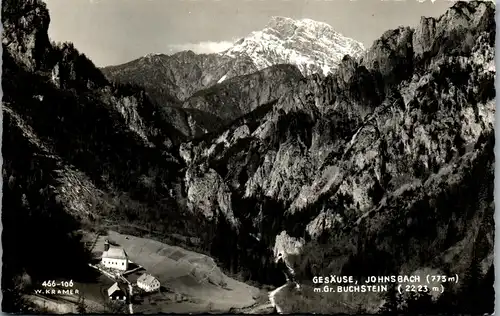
[1,0,496,314]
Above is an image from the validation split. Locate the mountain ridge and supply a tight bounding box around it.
[100,16,364,135]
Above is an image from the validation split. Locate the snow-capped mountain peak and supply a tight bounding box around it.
[221,16,365,76]
[143,52,164,58]
[266,16,338,39]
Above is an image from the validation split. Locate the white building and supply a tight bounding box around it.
[102,241,129,271]
[137,273,160,292]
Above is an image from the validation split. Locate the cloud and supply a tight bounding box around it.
[168,41,234,54]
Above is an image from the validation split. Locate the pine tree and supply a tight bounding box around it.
[76,295,86,313]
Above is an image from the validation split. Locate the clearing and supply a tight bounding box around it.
[83,230,261,313]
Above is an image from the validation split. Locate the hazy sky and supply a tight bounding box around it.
[43,0,455,67]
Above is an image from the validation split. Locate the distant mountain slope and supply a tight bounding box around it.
[101,52,304,136]
[100,51,258,138]
[100,17,363,136]
[182,64,304,123]
[102,17,363,103]
[101,51,258,102]
[221,16,365,77]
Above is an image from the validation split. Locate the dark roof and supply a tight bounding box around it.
[107,282,127,296]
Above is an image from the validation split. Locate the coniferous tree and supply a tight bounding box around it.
[76,296,87,313]
[460,253,483,314]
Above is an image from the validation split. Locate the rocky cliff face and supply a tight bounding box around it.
[2,0,51,71]
[180,1,495,312]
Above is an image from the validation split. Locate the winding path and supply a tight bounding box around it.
[268,284,288,314]
[118,275,134,314]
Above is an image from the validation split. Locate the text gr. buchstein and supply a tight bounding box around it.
[317,285,389,293]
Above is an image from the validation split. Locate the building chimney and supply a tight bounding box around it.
[104,240,110,252]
